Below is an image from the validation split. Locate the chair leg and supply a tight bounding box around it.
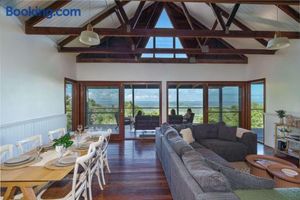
[104,157,111,173]
[96,169,103,190]
[100,159,106,185]
[88,176,93,200]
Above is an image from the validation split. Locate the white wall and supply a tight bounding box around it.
[0,9,76,126]
[0,9,76,152]
[76,63,247,122]
[246,40,300,147]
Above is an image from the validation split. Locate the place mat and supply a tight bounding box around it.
[0,156,42,170]
[32,150,73,167]
[44,158,74,170]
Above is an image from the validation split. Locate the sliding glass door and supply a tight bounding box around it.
[82,83,124,140]
[249,80,265,143]
[168,84,204,123]
[208,86,242,126]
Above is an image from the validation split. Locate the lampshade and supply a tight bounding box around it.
[79,24,100,46]
[267,34,290,49]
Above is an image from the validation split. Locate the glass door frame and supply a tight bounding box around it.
[167,81,247,127]
[79,81,125,141]
[247,78,266,144]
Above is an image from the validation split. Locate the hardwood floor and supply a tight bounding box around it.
[91,140,172,200]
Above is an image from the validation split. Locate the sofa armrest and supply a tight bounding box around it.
[238,132,257,155]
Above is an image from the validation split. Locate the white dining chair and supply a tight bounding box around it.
[16,135,42,154]
[0,144,13,163]
[37,145,96,200]
[87,137,104,199]
[100,129,112,185]
[48,128,66,141]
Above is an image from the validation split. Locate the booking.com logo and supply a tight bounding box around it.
[5,6,81,18]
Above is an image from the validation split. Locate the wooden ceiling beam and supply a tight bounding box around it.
[25,0,72,27]
[210,3,227,30]
[130,0,299,5]
[26,27,300,39]
[180,2,203,48]
[115,0,130,24]
[278,5,300,23]
[131,1,146,29]
[76,57,248,64]
[57,1,129,47]
[212,4,269,46]
[59,47,276,55]
[225,4,240,30]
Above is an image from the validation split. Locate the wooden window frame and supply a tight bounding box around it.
[64,78,79,131]
[247,78,266,144]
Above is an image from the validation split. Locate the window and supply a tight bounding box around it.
[141,9,187,59]
[85,86,120,128]
[208,86,241,126]
[124,85,160,118]
[250,81,265,143]
[65,80,74,131]
[168,85,204,123]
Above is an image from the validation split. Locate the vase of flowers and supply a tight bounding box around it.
[276,110,286,125]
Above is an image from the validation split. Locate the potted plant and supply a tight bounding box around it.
[276,110,286,125]
[53,134,73,159]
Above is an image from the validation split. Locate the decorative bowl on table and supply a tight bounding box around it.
[281,168,299,177]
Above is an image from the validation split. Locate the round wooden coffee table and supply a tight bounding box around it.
[246,155,297,178]
[267,164,300,188]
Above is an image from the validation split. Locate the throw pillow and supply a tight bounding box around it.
[218,125,237,141]
[180,128,195,144]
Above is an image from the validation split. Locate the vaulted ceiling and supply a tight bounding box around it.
[1,0,300,64]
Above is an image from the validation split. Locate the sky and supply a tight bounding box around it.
[142,9,187,59]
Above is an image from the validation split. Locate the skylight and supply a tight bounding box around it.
[141,9,187,59]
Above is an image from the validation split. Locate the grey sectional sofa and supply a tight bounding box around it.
[156,124,274,200]
[171,123,257,162]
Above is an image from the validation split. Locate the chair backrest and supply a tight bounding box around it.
[72,144,96,199]
[16,135,42,154]
[0,144,13,163]
[48,128,66,141]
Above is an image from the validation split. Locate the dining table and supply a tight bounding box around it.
[0,132,102,200]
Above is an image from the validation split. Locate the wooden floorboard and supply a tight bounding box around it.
[91,140,172,200]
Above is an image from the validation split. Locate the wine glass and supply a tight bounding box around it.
[36,145,43,160]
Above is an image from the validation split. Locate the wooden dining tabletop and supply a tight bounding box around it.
[0,133,97,200]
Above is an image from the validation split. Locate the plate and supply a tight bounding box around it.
[281,168,298,177]
[4,156,35,167]
[4,155,31,164]
[58,156,77,165]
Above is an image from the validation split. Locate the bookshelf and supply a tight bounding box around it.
[274,123,300,165]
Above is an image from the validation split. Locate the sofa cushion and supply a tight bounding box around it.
[182,150,232,193]
[218,125,237,142]
[206,159,275,190]
[164,127,180,139]
[168,137,193,156]
[192,124,219,140]
[190,141,205,149]
[180,128,195,144]
[195,148,232,168]
[161,122,171,134]
[199,139,248,162]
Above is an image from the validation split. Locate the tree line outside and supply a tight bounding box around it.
[66,97,264,130]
